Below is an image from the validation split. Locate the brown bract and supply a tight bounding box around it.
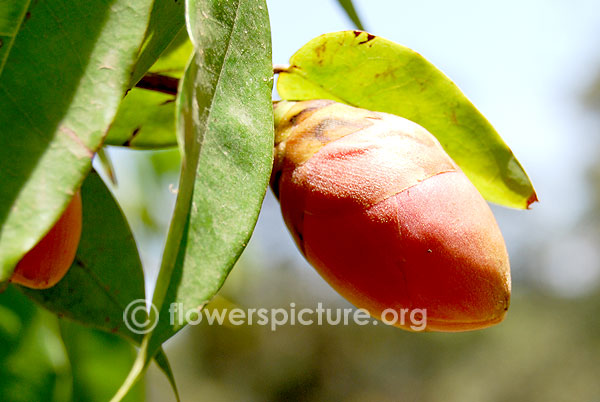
[272,100,511,332]
[10,191,82,289]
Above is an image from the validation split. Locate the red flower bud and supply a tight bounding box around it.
[11,191,82,289]
[271,100,510,332]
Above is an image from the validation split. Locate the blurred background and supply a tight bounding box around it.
[2,0,600,401]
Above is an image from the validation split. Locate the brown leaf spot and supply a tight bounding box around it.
[374,68,396,80]
[314,42,327,64]
[160,98,175,105]
[526,192,539,208]
[450,110,458,125]
[124,127,141,147]
[359,33,376,45]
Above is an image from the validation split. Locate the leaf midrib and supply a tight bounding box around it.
[197,1,243,152]
[0,0,32,78]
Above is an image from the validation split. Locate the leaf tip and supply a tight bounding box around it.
[526,191,539,209]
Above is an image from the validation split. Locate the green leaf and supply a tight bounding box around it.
[96,147,118,185]
[0,0,31,77]
[151,0,273,344]
[277,31,537,209]
[18,172,146,343]
[59,320,145,402]
[112,0,274,399]
[105,33,193,148]
[18,171,179,397]
[129,0,186,88]
[145,28,192,78]
[334,0,366,31]
[153,349,180,402]
[0,0,155,280]
[103,88,179,148]
[152,0,274,340]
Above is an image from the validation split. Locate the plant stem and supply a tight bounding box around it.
[136,65,286,96]
[135,73,179,95]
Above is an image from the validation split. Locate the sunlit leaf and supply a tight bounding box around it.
[112,0,273,399]
[104,89,178,148]
[152,0,273,345]
[105,32,193,149]
[277,31,537,209]
[0,0,155,280]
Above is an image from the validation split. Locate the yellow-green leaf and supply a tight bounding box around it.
[277,31,537,209]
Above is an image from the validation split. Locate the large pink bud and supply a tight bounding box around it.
[271,100,511,332]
